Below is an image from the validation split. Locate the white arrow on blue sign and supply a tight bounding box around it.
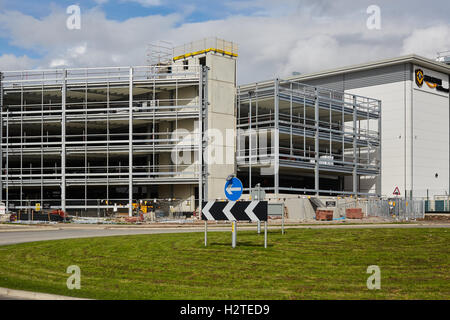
[224,177,243,201]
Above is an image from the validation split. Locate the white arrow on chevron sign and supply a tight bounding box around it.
[223,201,236,221]
[244,201,260,222]
[226,184,242,195]
[202,201,215,220]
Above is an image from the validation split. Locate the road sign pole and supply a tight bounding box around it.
[257,221,261,234]
[205,221,208,246]
[264,221,267,248]
[232,221,237,248]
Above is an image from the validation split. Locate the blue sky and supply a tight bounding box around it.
[0,0,258,62]
[0,0,449,83]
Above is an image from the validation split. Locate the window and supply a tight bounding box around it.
[199,57,206,67]
[183,60,188,70]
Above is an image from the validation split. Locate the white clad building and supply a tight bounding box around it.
[287,55,450,198]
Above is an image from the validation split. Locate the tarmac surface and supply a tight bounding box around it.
[0,221,449,246]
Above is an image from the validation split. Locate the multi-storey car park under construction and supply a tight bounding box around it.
[236,80,381,197]
[0,65,206,216]
[0,38,381,217]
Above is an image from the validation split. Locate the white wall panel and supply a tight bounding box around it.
[346,81,407,197]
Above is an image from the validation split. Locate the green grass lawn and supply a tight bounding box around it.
[0,228,448,300]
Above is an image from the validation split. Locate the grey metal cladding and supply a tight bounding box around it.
[301,63,412,91]
[343,63,411,90]
[301,75,345,92]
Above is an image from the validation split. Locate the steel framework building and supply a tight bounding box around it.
[0,37,383,218]
[0,65,206,215]
[237,79,382,196]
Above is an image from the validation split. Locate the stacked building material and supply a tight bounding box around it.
[346,208,364,219]
[316,210,333,221]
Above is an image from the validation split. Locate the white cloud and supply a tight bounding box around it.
[49,58,68,68]
[0,2,448,83]
[0,54,35,71]
[401,25,450,57]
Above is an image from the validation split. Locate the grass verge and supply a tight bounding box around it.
[0,228,448,299]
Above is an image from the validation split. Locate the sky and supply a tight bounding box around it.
[0,0,449,84]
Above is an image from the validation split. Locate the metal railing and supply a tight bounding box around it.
[1,65,202,88]
[173,37,238,58]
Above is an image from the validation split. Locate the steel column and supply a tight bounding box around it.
[0,72,3,203]
[199,67,204,206]
[314,88,319,195]
[352,95,358,196]
[378,100,382,197]
[249,92,252,194]
[61,70,67,212]
[128,67,133,217]
[274,79,280,195]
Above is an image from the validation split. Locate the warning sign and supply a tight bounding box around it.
[393,187,401,196]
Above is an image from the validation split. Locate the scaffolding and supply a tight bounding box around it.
[147,40,173,66]
[237,79,381,197]
[0,65,207,216]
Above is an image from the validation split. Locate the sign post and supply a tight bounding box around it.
[232,221,237,248]
[251,184,266,235]
[202,200,268,248]
[264,221,267,248]
[224,178,243,248]
[204,221,208,247]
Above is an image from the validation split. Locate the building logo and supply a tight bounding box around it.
[415,69,424,87]
[415,68,449,93]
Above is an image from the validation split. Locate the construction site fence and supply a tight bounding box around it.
[363,198,425,220]
[330,198,424,220]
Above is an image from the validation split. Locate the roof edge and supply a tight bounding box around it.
[239,54,450,89]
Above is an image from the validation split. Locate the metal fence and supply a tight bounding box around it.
[366,198,425,220]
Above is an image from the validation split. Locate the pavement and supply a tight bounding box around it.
[0,287,88,300]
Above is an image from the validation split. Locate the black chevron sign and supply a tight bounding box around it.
[202,201,268,221]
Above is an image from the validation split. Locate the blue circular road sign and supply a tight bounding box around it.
[224,177,243,201]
